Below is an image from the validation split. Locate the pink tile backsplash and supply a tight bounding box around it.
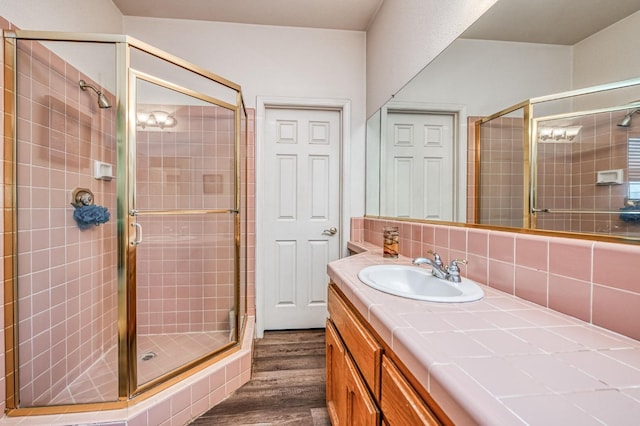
[515,234,548,270]
[465,252,488,284]
[449,227,467,252]
[592,284,640,341]
[467,228,488,256]
[549,274,591,322]
[489,232,515,263]
[593,241,640,293]
[362,217,640,341]
[434,225,450,248]
[549,238,593,282]
[514,266,548,307]
[488,259,515,294]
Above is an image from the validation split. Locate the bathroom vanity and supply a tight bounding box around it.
[326,242,640,425]
[326,282,445,424]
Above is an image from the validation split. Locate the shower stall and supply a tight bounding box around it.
[2,30,249,413]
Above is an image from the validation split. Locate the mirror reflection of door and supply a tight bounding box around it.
[381,112,455,220]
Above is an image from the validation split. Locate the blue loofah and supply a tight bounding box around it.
[619,205,640,223]
[73,204,111,230]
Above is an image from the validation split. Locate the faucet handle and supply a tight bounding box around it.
[447,259,467,283]
[427,249,443,266]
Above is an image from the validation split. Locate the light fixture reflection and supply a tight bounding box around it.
[537,125,581,143]
[136,111,177,129]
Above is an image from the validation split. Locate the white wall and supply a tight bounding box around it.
[573,10,640,109]
[0,0,123,33]
[365,0,499,117]
[123,17,365,110]
[394,39,573,116]
[0,0,123,89]
[123,16,367,216]
[574,10,640,88]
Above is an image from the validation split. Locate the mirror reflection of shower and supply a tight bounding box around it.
[617,108,640,127]
[78,79,112,108]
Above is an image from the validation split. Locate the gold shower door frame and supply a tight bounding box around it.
[2,30,246,415]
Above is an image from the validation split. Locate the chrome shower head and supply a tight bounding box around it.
[79,79,111,109]
[617,101,640,127]
[618,112,634,128]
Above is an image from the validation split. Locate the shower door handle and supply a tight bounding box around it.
[131,222,143,245]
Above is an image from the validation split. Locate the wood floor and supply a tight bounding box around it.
[190,329,330,425]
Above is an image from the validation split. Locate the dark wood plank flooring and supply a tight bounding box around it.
[190,329,330,425]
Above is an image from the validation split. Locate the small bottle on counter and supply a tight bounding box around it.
[383,226,399,258]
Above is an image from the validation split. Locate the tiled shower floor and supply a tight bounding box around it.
[50,331,230,405]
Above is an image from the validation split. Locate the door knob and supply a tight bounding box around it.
[323,227,338,235]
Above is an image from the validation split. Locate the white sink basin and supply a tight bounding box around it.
[357,265,484,303]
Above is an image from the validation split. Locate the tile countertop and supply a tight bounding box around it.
[328,242,640,425]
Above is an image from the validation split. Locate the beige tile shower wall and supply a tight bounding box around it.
[12,36,117,405]
[359,217,640,342]
[135,105,236,334]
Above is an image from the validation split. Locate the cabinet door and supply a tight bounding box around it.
[326,319,346,424]
[345,353,380,426]
[328,285,382,398]
[381,356,439,425]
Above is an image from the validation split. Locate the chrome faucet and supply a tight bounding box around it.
[412,250,468,283]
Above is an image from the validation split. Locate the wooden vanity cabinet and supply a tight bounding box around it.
[326,320,380,425]
[327,282,447,426]
[381,355,439,425]
[326,320,347,422]
[327,283,382,398]
[327,285,381,425]
[345,349,380,425]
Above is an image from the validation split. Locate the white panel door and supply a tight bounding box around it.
[382,112,454,220]
[263,108,341,330]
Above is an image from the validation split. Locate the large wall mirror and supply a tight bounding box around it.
[366,0,640,242]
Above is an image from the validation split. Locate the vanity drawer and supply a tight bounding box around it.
[328,284,382,398]
[381,355,439,425]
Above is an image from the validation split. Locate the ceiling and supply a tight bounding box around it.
[461,0,640,45]
[111,0,384,31]
[111,0,640,44]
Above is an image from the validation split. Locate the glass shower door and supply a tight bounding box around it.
[12,38,119,407]
[130,73,238,387]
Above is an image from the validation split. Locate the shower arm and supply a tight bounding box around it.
[79,79,111,108]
